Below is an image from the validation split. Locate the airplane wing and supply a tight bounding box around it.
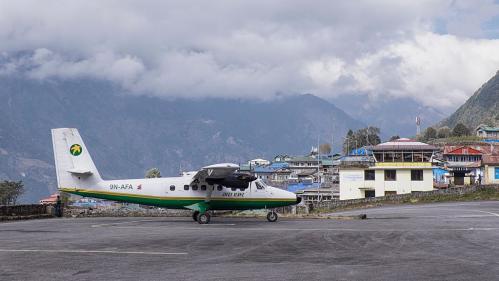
[186,163,257,212]
[190,163,240,184]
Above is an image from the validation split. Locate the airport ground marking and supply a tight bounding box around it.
[0,249,187,255]
[91,219,159,227]
[110,226,499,232]
[476,210,499,217]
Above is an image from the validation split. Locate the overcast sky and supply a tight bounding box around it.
[1,0,499,112]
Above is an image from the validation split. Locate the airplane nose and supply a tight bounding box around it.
[295,196,302,204]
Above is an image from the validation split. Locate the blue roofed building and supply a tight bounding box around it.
[476,125,499,140]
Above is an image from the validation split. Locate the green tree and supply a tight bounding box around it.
[343,126,381,154]
[452,123,471,137]
[145,168,161,178]
[343,129,354,154]
[423,127,437,141]
[437,126,451,138]
[389,135,400,141]
[0,180,24,205]
[319,143,332,155]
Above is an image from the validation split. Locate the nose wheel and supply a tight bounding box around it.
[266,211,278,222]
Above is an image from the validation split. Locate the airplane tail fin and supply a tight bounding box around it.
[51,128,102,189]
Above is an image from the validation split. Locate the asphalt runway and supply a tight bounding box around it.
[1,201,499,281]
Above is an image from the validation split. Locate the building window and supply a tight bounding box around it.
[170,185,175,191]
[495,167,499,179]
[217,185,223,191]
[403,152,413,162]
[411,170,424,181]
[184,185,189,190]
[231,187,237,191]
[192,185,199,191]
[364,170,375,181]
[201,185,207,191]
[365,190,375,198]
[384,170,396,181]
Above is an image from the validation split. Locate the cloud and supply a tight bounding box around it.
[311,32,499,109]
[0,0,499,111]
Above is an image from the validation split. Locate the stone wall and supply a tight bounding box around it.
[0,204,53,220]
[64,206,192,218]
[311,184,499,211]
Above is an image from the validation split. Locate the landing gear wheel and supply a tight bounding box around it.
[192,211,200,221]
[267,211,278,222]
[197,212,211,224]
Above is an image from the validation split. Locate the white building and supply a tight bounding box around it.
[339,138,437,200]
[483,155,499,184]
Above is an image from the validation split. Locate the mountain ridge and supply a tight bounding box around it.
[440,70,499,129]
[0,77,364,202]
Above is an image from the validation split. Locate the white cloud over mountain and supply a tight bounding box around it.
[1,0,499,111]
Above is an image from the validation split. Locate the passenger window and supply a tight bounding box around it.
[170,185,175,191]
[201,185,207,191]
[184,185,189,190]
[217,185,223,191]
[192,185,199,191]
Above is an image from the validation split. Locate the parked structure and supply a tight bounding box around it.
[248,158,270,166]
[442,145,483,185]
[295,188,338,205]
[339,138,437,200]
[39,193,59,205]
[253,162,292,184]
[482,155,499,184]
[476,125,499,139]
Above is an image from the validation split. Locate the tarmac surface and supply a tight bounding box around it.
[1,201,499,280]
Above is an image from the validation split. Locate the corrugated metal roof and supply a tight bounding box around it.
[477,126,499,132]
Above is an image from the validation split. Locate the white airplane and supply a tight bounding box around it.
[52,128,301,224]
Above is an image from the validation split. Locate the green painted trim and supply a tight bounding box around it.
[60,188,296,210]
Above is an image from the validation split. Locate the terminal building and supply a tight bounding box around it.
[339,138,438,200]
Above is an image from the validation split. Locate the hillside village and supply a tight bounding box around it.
[240,124,499,205]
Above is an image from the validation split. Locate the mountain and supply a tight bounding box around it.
[330,95,447,138]
[0,77,364,202]
[440,71,499,129]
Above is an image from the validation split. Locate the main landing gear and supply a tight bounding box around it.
[266,211,278,222]
[192,211,211,224]
[192,211,200,221]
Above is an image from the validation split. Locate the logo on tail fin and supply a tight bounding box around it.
[70,144,83,156]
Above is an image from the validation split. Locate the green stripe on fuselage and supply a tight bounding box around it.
[63,189,296,210]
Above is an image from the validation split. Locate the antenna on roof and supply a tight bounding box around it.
[416,116,421,136]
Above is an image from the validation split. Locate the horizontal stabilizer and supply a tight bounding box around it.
[66,168,93,175]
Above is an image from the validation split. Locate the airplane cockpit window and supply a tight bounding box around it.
[255,182,265,189]
[192,185,199,191]
[201,185,207,191]
[217,185,223,191]
[184,185,189,190]
[170,185,175,191]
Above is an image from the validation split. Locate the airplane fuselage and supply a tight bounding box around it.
[60,175,298,210]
